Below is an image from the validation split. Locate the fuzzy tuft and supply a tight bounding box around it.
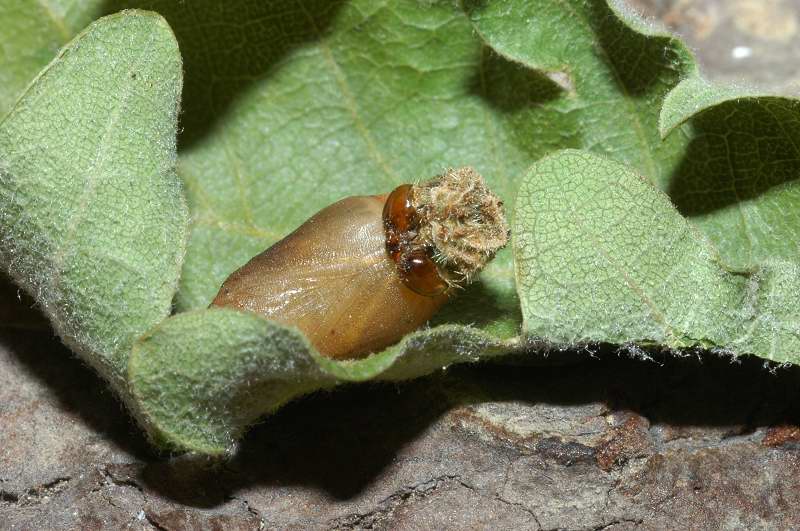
[410,167,509,286]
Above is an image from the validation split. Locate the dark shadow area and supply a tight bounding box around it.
[668,98,800,216]
[101,0,347,149]
[0,272,48,330]
[139,379,450,507]
[130,345,800,508]
[469,45,565,113]
[1,272,154,460]
[466,347,800,430]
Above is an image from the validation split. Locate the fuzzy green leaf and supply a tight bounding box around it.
[514,150,800,363]
[0,11,188,387]
[117,0,797,451]
[129,308,512,454]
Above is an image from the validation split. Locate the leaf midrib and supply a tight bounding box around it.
[296,0,398,185]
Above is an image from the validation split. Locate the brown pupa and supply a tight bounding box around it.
[212,167,508,360]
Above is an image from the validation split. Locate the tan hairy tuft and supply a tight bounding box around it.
[410,167,509,286]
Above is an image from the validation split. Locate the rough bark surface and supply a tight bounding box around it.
[3,1,800,529]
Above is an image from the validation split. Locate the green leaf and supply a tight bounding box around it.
[514,150,800,363]
[0,11,188,388]
[465,1,799,272]
[0,0,106,118]
[129,308,512,454]
[464,0,696,188]
[103,0,797,451]
[660,76,800,269]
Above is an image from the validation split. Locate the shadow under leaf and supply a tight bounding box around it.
[585,0,690,96]
[666,97,800,266]
[135,348,800,508]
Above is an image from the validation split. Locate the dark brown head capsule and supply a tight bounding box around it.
[383,184,448,296]
[212,167,508,359]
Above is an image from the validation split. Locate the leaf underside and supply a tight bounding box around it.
[0,10,187,390]
[514,150,800,364]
